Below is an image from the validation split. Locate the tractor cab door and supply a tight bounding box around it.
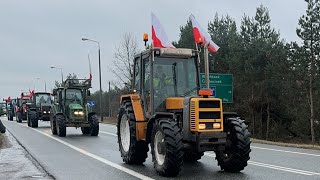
[133,53,152,118]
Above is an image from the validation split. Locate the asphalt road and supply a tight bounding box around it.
[2,117,320,180]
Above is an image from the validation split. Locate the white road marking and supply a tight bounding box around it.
[100,131,117,137]
[11,122,154,180]
[251,146,320,157]
[204,152,320,176]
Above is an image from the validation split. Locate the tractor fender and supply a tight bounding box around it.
[146,112,176,144]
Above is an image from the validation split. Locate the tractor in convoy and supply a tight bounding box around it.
[6,98,17,121]
[0,102,7,117]
[51,78,99,137]
[26,92,52,127]
[16,92,32,123]
[117,46,251,176]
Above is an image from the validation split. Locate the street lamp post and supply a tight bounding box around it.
[82,37,103,122]
[50,66,64,83]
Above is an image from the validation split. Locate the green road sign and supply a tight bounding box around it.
[200,73,233,103]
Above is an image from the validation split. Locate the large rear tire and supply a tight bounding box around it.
[151,119,184,177]
[117,100,148,165]
[56,114,66,137]
[215,117,251,172]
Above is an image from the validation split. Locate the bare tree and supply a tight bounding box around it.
[110,33,139,87]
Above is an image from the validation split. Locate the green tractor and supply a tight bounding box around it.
[51,78,99,137]
[26,92,52,127]
[0,102,7,117]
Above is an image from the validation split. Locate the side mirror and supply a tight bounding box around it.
[53,89,57,96]
[87,90,91,96]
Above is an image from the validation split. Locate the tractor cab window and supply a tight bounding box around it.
[153,57,197,112]
[35,94,51,107]
[65,89,83,105]
[133,58,140,91]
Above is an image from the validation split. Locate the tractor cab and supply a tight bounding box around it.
[132,48,200,115]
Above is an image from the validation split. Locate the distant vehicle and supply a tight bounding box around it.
[51,78,99,137]
[0,102,7,117]
[26,92,52,128]
[16,93,32,123]
[7,98,17,121]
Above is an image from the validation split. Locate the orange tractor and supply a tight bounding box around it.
[117,46,251,176]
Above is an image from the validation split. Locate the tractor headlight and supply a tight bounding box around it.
[43,111,47,114]
[74,111,84,116]
[199,123,206,130]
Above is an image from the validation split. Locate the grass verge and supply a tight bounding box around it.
[252,138,320,150]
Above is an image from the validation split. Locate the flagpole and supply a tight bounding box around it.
[204,42,210,89]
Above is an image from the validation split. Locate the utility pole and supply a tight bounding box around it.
[108,81,111,117]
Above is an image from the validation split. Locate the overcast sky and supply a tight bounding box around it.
[0,0,306,99]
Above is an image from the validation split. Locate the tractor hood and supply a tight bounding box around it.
[69,103,84,110]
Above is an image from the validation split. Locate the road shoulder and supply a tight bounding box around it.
[0,131,53,180]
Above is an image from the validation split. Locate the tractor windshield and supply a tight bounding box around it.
[35,94,51,106]
[0,103,5,108]
[153,57,198,111]
[65,89,83,105]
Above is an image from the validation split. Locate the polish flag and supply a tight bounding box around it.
[151,13,175,48]
[190,14,219,54]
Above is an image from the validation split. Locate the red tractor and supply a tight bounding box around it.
[16,93,32,123]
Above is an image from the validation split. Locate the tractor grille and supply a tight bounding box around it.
[199,100,220,108]
[190,101,196,130]
[199,112,221,119]
[190,98,223,132]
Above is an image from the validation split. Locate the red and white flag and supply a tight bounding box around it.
[151,13,175,48]
[190,14,219,54]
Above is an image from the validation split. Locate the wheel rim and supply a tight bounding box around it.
[154,131,166,165]
[120,114,130,152]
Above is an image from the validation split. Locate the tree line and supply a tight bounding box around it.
[90,1,320,144]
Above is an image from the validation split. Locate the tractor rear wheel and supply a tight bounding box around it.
[215,117,251,172]
[50,115,57,135]
[151,119,184,177]
[56,114,66,137]
[117,100,148,165]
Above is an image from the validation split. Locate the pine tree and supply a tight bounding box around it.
[296,0,320,144]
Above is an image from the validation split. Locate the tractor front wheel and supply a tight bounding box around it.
[89,114,99,136]
[50,115,57,135]
[16,112,22,123]
[56,114,66,137]
[151,119,184,177]
[117,100,148,165]
[29,111,38,128]
[215,117,251,172]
